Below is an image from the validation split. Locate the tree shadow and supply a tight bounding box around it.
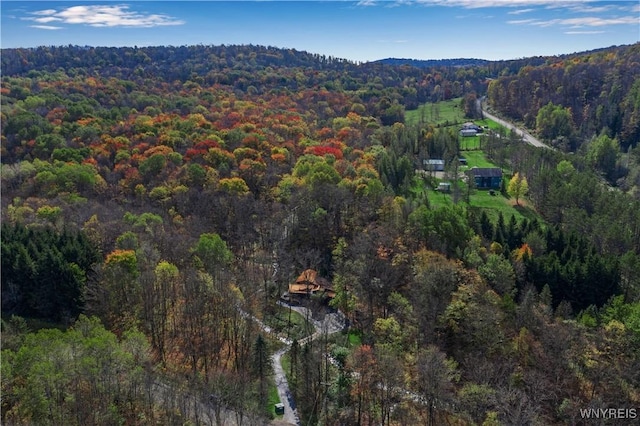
[513,203,539,221]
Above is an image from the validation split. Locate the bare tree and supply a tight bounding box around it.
[414,345,459,426]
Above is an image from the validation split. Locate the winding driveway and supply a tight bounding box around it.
[274,304,345,425]
[242,303,345,425]
[271,347,299,426]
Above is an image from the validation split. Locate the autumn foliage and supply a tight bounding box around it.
[2,44,639,426]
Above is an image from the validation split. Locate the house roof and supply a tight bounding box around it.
[424,159,445,164]
[468,167,502,177]
[288,269,333,296]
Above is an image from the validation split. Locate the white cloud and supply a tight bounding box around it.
[31,25,64,30]
[371,0,638,14]
[387,0,414,6]
[358,0,412,8]
[31,9,58,16]
[32,16,62,24]
[508,8,535,15]
[24,4,184,28]
[565,30,606,35]
[568,5,613,13]
[529,16,639,27]
[507,19,538,25]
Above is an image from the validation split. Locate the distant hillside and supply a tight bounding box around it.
[487,42,640,149]
[0,44,490,110]
[372,57,490,68]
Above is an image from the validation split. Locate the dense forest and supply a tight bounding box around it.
[487,44,640,153]
[2,43,639,425]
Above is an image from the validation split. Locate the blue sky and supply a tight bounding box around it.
[2,1,638,62]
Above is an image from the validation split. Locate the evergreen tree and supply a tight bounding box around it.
[252,334,271,409]
[493,212,506,246]
[1,223,99,322]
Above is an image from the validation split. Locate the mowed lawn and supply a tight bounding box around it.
[459,118,512,150]
[406,98,511,126]
[405,97,465,126]
[459,136,481,151]
[406,99,512,152]
[461,150,498,168]
[425,180,535,223]
[406,99,540,224]
[414,150,537,223]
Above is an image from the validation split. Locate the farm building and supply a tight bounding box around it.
[467,167,502,189]
[424,159,445,171]
[460,122,482,137]
[460,128,478,137]
[462,122,482,132]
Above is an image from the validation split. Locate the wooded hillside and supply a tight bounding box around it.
[2,44,639,425]
[487,44,640,151]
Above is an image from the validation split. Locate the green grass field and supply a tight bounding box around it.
[461,150,497,168]
[476,117,507,132]
[467,190,536,223]
[459,136,481,151]
[425,181,535,223]
[459,119,507,151]
[406,96,509,128]
[413,150,538,223]
[405,97,466,127]
[405,99,542,225]
[281,352,291,378]
[326,328,363,348]
[406,99,512,154]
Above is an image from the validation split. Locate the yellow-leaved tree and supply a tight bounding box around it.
[507,172,529,206]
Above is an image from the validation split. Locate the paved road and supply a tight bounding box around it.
[479,100,552,150]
